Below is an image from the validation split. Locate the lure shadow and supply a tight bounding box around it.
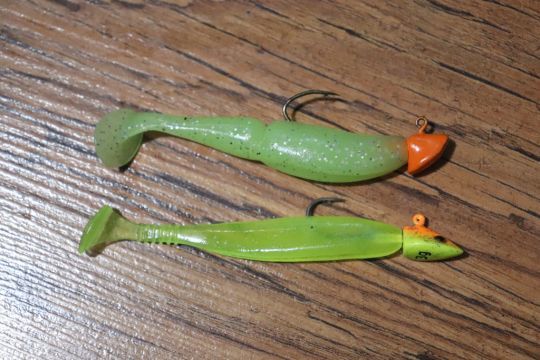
[306,168,403,189]
[85,241,466,263]
[84,239,133,257]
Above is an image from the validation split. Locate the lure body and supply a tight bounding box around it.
[79,206,463,262]
[140,216,402,262]
[95,110,446,182]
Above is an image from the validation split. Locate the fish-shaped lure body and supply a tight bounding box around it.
[95,109,448,182]
[79,206,463,262]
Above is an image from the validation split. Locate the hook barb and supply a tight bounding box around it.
[305,197,345,216]
[283,90,340,121]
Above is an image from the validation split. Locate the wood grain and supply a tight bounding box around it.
[1,0,539,359]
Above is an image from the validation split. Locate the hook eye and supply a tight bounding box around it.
[283,90,340,121]
[415,116,431,133]
[412,213,427,226]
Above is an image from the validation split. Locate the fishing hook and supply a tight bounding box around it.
[282,90,340,121]
[305,197,345,216]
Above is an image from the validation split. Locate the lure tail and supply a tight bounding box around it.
[79,206,135,254]
[95,109,266,168]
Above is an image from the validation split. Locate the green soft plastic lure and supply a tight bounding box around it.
[79,198,463,262]
[95,90,449,182]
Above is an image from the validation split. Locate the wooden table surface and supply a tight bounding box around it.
[1,1,539,359]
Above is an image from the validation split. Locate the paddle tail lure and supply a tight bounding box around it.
[95,90,448,182]
[79,198,463,262]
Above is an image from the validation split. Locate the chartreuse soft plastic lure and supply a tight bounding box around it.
[95,90,448,183]
[79,198,463,262]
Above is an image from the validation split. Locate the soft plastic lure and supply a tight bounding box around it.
[79,198,463,262]
[95,90,448,182]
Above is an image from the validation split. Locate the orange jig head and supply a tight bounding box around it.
[406,117,448,175]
